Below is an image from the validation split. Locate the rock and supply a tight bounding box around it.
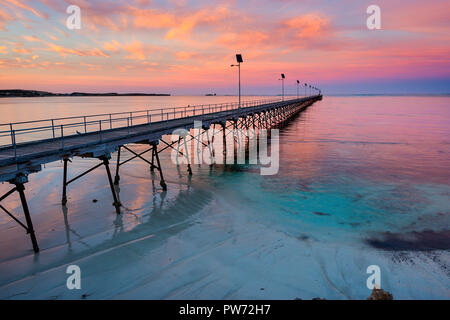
[367,288,393,300]
[92,199,98,203]
[312,297,326,300]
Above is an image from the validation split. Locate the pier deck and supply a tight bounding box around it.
[0,95,322,252]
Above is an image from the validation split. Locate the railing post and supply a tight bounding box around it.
[147,110,150,123]
[11,129,16,160]
[61,125,64,149]
[84,116,87,133]
[110,114,112,129]
[51,119,55,138]
[130,112,133,126]
[99,120,102,141]
[9,123,13,145]
[127,117,130,135]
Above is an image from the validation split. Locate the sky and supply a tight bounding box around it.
[0,0,449,95]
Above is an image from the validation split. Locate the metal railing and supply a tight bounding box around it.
[0,98,286,151]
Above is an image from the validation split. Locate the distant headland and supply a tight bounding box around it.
[0,89,171,98]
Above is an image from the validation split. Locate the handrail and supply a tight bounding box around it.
[0,96,315,151]
[0,98,279,127]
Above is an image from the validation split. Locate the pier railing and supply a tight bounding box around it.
[0,98,282,149]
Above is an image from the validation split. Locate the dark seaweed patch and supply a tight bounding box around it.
[297,234,309,241]
[366,229,450,251]
[313,211,331,216]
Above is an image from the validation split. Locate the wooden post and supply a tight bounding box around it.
[62,157,68,205]
[16,183,39,253]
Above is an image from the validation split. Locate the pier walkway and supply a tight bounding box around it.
[0,95,322,252]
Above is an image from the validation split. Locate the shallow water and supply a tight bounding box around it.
[0,96,448,299]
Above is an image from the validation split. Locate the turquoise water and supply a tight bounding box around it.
[0,96,448,299]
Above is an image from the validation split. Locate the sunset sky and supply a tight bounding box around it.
[0,0,449,95]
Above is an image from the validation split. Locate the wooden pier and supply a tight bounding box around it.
[0,95,322,252]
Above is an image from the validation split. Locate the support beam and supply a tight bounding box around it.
[182,136,193,175]
[0,178,39,253]
[101,156,121,214]
[62,157,69,205]
[152,143,167,190]
[114,146,121,185]
[16,182,39,252]
[60,155,121,213]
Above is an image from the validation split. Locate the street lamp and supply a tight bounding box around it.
[231,54,243,111]
[279,73,285,101]
[296,80,300,99]
[304,83,307,96]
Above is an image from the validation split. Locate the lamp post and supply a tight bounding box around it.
[231,54,243,111]
[279,73,285,101]
[304,83,307,96]
[296,80,300,99]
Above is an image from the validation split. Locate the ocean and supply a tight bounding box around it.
[0,95,448,299]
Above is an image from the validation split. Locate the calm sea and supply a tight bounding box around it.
[0,95,448,299]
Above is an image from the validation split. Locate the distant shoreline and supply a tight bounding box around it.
[0,89,171,98]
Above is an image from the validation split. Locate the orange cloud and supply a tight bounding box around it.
[129,7,176,29]
[23,35,39,42]
[102,40,156,61]
[78,4,235,41]
[0,8,14,31]
[216,31,270,49]
[123,41,146,60]
[13,47,32,54]
[175,51,198,60]
[282,13,330,39]
[165,6,232,39]
[5,0,47,19]
[47,43,110,58]
[103,40,121,53]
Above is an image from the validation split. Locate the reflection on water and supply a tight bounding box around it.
[0,96,448,299]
